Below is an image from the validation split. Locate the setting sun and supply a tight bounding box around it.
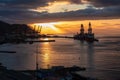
[31,22,64,34]
[36,22,58,30]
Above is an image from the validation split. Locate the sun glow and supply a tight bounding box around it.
[33,22,64,34]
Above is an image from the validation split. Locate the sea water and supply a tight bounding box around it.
[0,36,120,80]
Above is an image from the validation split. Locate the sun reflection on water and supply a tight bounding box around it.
[38,40,52,68]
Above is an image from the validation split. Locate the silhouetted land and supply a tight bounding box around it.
[0,21,38,44]
[0,21,34,36]
[0,63,97,80]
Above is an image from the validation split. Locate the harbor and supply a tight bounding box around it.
[0,0,120,79]
[0,20,120,80]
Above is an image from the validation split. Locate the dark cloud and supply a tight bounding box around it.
[0,0,51,9]
[0,0,119,23]
[0,6,119,24]
[0,0,120,9]
[0,0,82,9]
[86,0,120,7]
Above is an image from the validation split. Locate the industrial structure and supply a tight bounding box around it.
[74,22,98,42]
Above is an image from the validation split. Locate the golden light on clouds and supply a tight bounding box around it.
[30,1,88,13]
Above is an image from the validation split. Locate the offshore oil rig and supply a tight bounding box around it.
[74,22,98,42]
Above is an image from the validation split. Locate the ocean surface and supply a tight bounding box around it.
[0,36,120,80]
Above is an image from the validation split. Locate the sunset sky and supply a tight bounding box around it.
[0,0,120,35]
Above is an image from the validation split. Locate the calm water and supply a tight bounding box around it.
[0,36,120,80]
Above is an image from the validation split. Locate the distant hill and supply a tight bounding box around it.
[0,20,33,36]
[0,21,11,34]
[0,21,10,26]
